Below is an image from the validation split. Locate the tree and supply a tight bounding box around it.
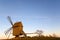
[35,30,43,37]
[52,33,57,37]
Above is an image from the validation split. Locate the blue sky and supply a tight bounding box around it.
[0,0,60,38]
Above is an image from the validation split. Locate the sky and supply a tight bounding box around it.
[0,0,60,39]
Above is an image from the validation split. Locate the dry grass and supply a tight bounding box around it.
[1,36,60,40]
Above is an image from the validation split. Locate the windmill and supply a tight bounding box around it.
[4,16,26,38]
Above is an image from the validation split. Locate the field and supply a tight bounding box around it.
[1,36,60,40]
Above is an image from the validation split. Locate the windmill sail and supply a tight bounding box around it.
[5,16,13,35]
[5,27,12,35]
[7,16,13,26]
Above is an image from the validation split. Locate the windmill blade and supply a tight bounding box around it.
[5,27,12,35]
[7,16,13,26]
[5,16,13,35]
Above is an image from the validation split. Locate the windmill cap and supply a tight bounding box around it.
[13,22,23,27]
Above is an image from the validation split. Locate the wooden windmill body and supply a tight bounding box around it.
[13,22,23,36]
[5,16,26,38]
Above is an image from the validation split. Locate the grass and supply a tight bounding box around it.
[1,36,60,40]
